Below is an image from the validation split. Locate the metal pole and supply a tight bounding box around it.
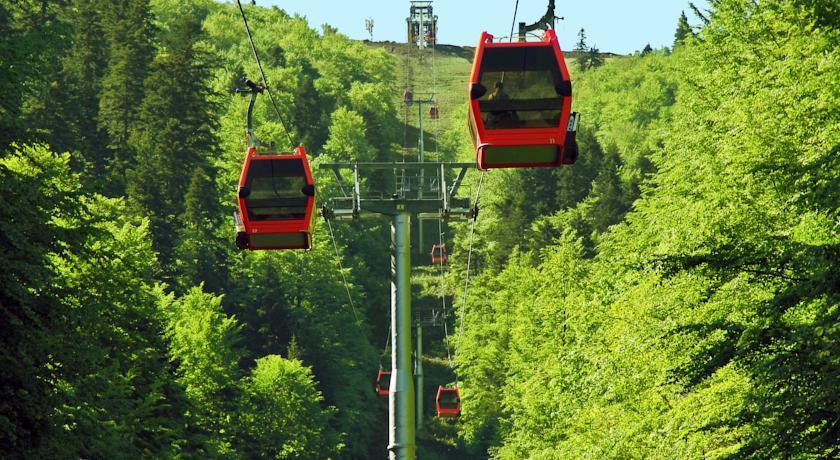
[389,212,416,460]
[415,322,424,434]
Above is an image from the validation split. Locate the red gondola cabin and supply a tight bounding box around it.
[428,105,440,119]
[375,370,391,398]
[236,145,315,250]
[430,244,447,264]
[467,29,578,170]
[435,385,461,418]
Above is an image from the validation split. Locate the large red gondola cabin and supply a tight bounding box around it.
[435,385,461,418]
[468,29,578,170]
[236,145,315,250]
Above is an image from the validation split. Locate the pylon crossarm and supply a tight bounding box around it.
[318,162,475,220]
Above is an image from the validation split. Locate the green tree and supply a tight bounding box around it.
[57,0,112,183]
[0,144,198,456]
[161,287,242,454]
[173,167,228,294]
[574,28,588,70]
[98,0,156,192]
[586,143,627,234]
[10,1,76,151]
[236,355,341,458]
[0,144,81,455]
[587,46,604,69]
[323,106,375,162]
[0,4,25,150]
[126,14,220,273]
[673,10,693,48]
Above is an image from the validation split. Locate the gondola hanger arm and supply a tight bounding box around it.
[517,0,564,41]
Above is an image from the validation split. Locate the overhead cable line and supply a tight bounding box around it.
[325,217,363,326]
[235,0,296,148]
[454,170,486,384]
[509,0,520,42]
[438,218,452,366]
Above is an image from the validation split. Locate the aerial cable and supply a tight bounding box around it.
[380,322,392,369]
[325,216,363,327]
[454,170,486,384]
[509,0,520,42]
[235,0,296,148]
[438,218,452,366]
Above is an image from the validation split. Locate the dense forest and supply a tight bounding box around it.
[1,0,837,458]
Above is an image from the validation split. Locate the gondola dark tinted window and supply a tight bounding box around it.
[438,390,459,409]
[477,46,564,130]
[244,159,308,221]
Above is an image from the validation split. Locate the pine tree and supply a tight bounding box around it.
[0,4,22,151]
[586,143,626,233]
[99,0,155,193]
[10,1,75,151]
[126,14,220,273]
[55,0,112,181]
[574,28,588,70]
[174,167,227,294]
[674,11,693,48]
[642,44,653,56]
[587,46,604,69]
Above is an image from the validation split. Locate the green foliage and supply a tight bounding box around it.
[574,28,588,70]
[236,355,341,459]
[673,10,693,48]
[0,5,24,150]
[323,106,376,162]
[3,2,400,456]
[57,0,111,180]
[126,13,220,273]
[161,287,241,453]
[229,234,380,458]
[0,144,81,455]
[98,0,155,171]
[174,167,229,294]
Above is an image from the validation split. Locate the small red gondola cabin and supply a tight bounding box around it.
[236,145,315,250]
[430,244,447,264]
[467,29,577,170]
[428,105,440,119]
[436,385,461,418]
[375,370,391,398]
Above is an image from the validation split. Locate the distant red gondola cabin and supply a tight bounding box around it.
[430,244,447,264]
[428,105,440,119]
[375,370,391,398]
[467,29,577,170]
[436,385,461,418]
[236,145,315,250]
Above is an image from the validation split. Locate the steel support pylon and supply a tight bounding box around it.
[389,212,416,460]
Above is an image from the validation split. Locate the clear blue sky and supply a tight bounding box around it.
[257,0,707,54]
